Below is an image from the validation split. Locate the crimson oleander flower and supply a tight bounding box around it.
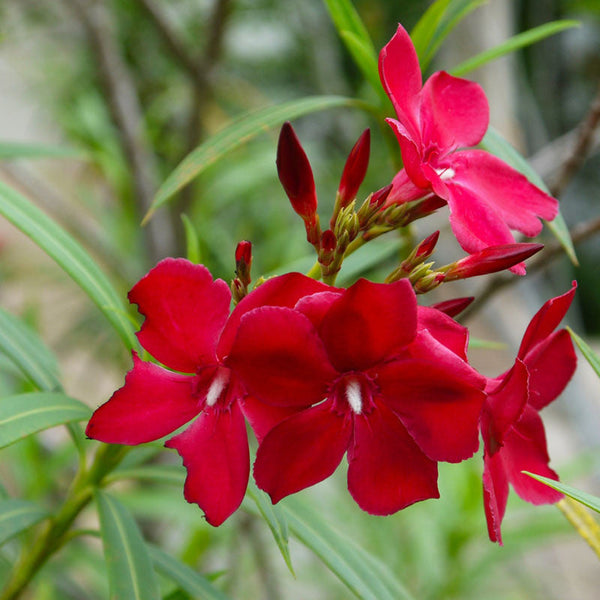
[481,283,577,543]
[379,24,558,274]
[227,277,486,515]
[86,258,330,526]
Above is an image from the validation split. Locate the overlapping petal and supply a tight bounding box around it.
[165,403,249,527]
[417,305,469,360]
[85,353,196,444]
[482,449,509,544]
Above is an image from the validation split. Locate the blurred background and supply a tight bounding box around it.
[0,0,599,598]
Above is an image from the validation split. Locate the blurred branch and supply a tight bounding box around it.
[61,0,175,262]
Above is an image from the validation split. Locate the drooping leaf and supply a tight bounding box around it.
[451,20,580,77]
[283,498,415,600]
[0,181,138,350]
[147,96,364,220]
[246,480,294,575]
[95,490,160,600]
[567,327,600,379]
[480,127,577,264]
[0,499,48,546]
[0,392,90,449]
[0,142,85,161]
[523,472,600,513]
[148,545,232,600]
[0,307,61,392]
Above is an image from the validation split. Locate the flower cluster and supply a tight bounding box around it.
[87,24,576,542]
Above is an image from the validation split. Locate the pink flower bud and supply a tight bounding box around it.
[430,297,474,317]
[444,243,543,280]
[277,122,317,220]
[338,129,370,208]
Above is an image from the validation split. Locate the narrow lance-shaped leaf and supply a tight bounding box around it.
[524,472,600,514]
[0,142,85,161]
[0,307,61,392]
[0,181,138,350]
[95,490,160,600]
[480,126,577,264]
[0,499,49,546]
[146,96,364,220]
[0,392,90,449]
[180,214,201,264]
[410,0,452,62]
[567,327,600,379]
[451,20,579,77]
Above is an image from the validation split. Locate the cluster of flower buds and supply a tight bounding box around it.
[86,23,578,545]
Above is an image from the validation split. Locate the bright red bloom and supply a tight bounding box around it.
[379,25,558,274]
[227,277,485,514]
[481,283,577,543]
[86,259,330,526]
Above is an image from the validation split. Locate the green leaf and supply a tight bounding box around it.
[283,499,415,600]
[323,0,375,56]
[468,337,507,350]
[246,480,294,575]
[0,499,48,545]
[180,214,201,264]
[108,464,186,486]
[410,0,452,61]
[0,307,61,392]
[95,490,160,600]
[148,545,232,600]
[523,472,600,513]
[0,392,91,448]
[567,327,600,378]
[0,180,138,350]
[451,20,580,77]
[147,96,364,220]
[479,126,577,264]
[0,142,85,161]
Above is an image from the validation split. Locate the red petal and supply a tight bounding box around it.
[253,402,352,503]
[319,278,417,372]
[518,282,576,358]
[482,449,509,544]
[430,297,474,318]
[348,398,438,515]
[378,25,422,142]
[130,259,230,373]
[420,71,489,151]
[241,396,303,444]
[386,119,430,189]
[417,305,469,360]
[86,353,197,444]
[377,356,484,462]
[218,272,333,357]
[226,306,337,406]
[166,403,249,526]
[294,291,342,328]
[501,407,563,504]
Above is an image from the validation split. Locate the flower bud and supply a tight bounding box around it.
[277,122,317,220]
[235,240,252,287]
[430,297,474,317]
[319,229,337,267]
[337,129,370,208]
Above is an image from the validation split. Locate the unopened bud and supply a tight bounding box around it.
[319,229,337,267]
[370,184,393,209]
[430,297,474,317]
[337,129,370,208]
[234,240,252,287]
[413,272,445,294]
[400,231,439,273]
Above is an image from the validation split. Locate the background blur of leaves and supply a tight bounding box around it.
[0,1,599,599]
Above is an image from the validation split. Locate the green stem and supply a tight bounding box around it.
[0,444,128,600]
[306,261,322,280]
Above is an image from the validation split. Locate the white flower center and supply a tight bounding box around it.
[206,369,230,407]
[435,167,455,181]
[345,379,363,414]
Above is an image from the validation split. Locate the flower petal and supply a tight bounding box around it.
[166,403,249,526]
[377,356,485,462]
[319,278,417,372]
[294,291,342,328]
[226,306,337,406]
[348,398,438,515]
[130,258,230,373]
[86,353,197,444]
[218,272,333,357]
[417,305,469,360]
[386,119,430,189]
[253,402,352,503]
[420,71,489,151]
[482,448,509,544]
[241,396,303,444]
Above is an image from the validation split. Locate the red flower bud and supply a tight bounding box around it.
[320,229,337,253]
[369,184,393,209]
[444,243,543,280]
[235,240,252,265]
[430,297,474,317]
[415,231,439,259]
[338,129,370,208]
[277,122,317,220]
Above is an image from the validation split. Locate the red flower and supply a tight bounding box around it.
[86,258,330,526]
[379,25,558,274]
[227,278,485,515]
[481,283,577,543]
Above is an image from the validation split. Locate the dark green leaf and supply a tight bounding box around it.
[95,490,160,600]
[0,307,61,392]
[523,472,600,513]
[0,392,90,448]
[0,181,138,349]
[451,20,580,77]
[147,96,364,219]
[0,499,48,545]
[567,327,600,378]
[149,545,232,600]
